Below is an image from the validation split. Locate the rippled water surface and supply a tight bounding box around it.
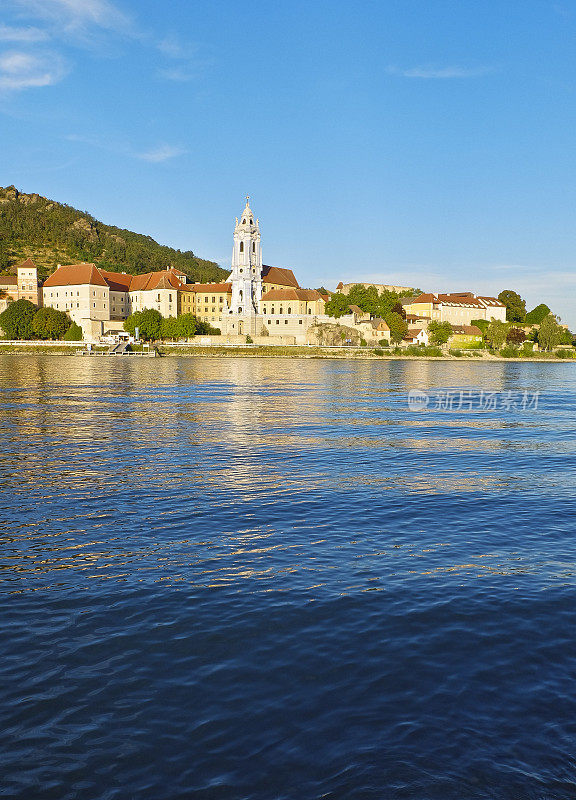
[1,355,576,799]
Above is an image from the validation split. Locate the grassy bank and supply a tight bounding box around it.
[0,343,574,361]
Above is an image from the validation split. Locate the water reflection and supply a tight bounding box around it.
[0,355,575,594]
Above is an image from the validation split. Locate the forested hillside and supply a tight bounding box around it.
[0,186,227,283]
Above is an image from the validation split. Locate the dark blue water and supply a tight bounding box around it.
[1,355,576,800]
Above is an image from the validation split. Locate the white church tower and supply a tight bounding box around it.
[229,196,263,316]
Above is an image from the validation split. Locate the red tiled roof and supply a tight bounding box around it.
[0,275,18,285]
[129,270,183,291]
[477,296,505,307]
[43,263,108,288]
[15,258,36,269]
[451,325,483,335]
[98,269,133,292]
[261,288,324,302]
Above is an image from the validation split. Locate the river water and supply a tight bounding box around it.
[1,355,576,799]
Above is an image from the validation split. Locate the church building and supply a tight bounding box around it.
[220,197,329,339]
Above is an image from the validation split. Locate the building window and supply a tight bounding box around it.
[288,307,292,314]
[240,241,244,252]
[252,242,255,252]
[276,320,279,324]
[299,320,303,324]
[285,320,288,324]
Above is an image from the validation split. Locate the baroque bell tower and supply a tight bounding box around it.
[229,196,263,316]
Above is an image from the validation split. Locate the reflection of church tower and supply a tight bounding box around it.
[229,197,262,316]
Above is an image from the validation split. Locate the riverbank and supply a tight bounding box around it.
[0,342,574,361]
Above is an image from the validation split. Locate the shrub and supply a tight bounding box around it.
[556,349,575,359]
[374,348,384,356]
[378,339,389,347]
[0,298,37,339]
[246,335,253,344]
[32,307,70,340]
[499,345,518,358]
[63,322,83,341]
[449,349,462,357]
[360,338,367,347]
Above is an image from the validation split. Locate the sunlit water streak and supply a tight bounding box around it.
[1,355,576,799]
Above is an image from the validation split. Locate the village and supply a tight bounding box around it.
[0,199,568,353]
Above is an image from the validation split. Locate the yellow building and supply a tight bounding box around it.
[179,283,232,325]
[402,292,506,326]
[0,259,40,306]
[259,288,327,316]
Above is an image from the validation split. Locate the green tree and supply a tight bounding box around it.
[385,311,408,343]
[525,303,551,325]
[538,314,564,351]
[485,319,508,349]
[160,316,180,340]
[471,318,489,336]
[498,290,526,322]
[0,298,37,339]
[124,311,144,338]
[428,320,453,345]
[32,307,70,339]
[176,313,197,338]
[63,322,83,341]
[138,309,163,341]
[506,327,526,345]
[325,292,353,318]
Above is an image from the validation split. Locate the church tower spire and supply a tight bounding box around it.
[229,196,263,316]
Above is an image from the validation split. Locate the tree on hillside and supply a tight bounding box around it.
[386,312,408,344]
[498,290,526,322]
[485,319,508,349]
[538,314,564,351]
[428,320,453,345]
[391,301,407,320]
[525,304,551,325]
[32,307,70,340]
[506,327,527,345]
[0,298,37,339]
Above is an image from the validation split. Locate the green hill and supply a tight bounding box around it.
[0,186,227,283]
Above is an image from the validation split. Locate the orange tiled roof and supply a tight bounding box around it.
[43,263,108,288]
[129,270,183,291]
[0,275,18,285]
[15,258,36,269]
[98,269,133,292]
[451,325,483,335]
[261,265,299,288]
[261,288,324,302]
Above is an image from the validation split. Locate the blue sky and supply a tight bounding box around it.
[1,0,576,324]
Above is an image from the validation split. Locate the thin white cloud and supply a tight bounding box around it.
[0,24,48,42]
[13,0,131,34]
[136,145,187,163]
[0,49,66,91]
[66,134,187,164]
[158,66,196,83]
[387,65,494,79]
[157,35,185,59]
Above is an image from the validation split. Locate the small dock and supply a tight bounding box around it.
[76,348,158,357]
